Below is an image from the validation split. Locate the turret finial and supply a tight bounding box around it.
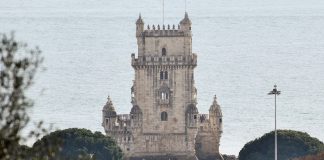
[185,12,189,19]
[209,95,222,116]
[136,13,144,24]
[180,12,192,29]
[103,95,116,117]
[212,95,219,106]
[107,95,113,103]
[106,95,113,107]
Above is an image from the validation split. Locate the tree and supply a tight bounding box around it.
[0,32,58,159]
[0,33,123,160]
[31,128,123,160]
[239,130,324,160]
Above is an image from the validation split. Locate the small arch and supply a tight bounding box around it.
[164,71,168,79]
[161,112,168,121]
[162,48,167,56]
[160,71,168,80]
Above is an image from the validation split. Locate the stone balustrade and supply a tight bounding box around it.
[131,53,197,67]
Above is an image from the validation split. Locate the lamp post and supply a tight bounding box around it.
[268,85,281,160]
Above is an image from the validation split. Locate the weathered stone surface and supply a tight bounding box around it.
[102,13,223,160]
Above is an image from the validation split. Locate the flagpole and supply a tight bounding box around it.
[162,0,164,24]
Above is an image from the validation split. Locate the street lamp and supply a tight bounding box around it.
[268,85,281,160]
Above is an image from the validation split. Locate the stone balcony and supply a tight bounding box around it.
[131,53,197,67]
[118,114,131,121]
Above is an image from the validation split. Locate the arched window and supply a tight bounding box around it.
[162,48,166,56]
[161,112,168,121]
[160,71,168,80]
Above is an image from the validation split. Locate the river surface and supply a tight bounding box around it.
[1,0,324,155]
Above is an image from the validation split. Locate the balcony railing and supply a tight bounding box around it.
[131,54,197,67]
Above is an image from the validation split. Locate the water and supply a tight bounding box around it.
[1,0,324,156]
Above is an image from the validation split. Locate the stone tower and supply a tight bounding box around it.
[102,13,223,160]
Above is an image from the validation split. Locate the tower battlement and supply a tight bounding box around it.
[136,12,192,38]
[140,24,191,37]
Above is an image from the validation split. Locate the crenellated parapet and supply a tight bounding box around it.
[136,12,192,38]
[141,25,191,37]
[147,24,179,30]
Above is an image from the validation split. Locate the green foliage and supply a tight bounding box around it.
[239,130,324,160]
[30,128,123,160]
[0,32,52,160]
[0,33,122,160]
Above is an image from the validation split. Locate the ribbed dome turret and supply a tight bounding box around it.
[209,95,222,117]
[136,14,144,25]
[180,12,192,25]
[130,105,142,114]
[187,104,198,114]
[103,96,117,118]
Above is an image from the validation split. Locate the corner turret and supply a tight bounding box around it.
[136,13,144,37]
[186,104,199,128]
[102,96,117,129]
[209,95,222,117]
[209,95,223,137]
[180,12,192,31]
[103,96,117,118]
[130,105,142,127]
